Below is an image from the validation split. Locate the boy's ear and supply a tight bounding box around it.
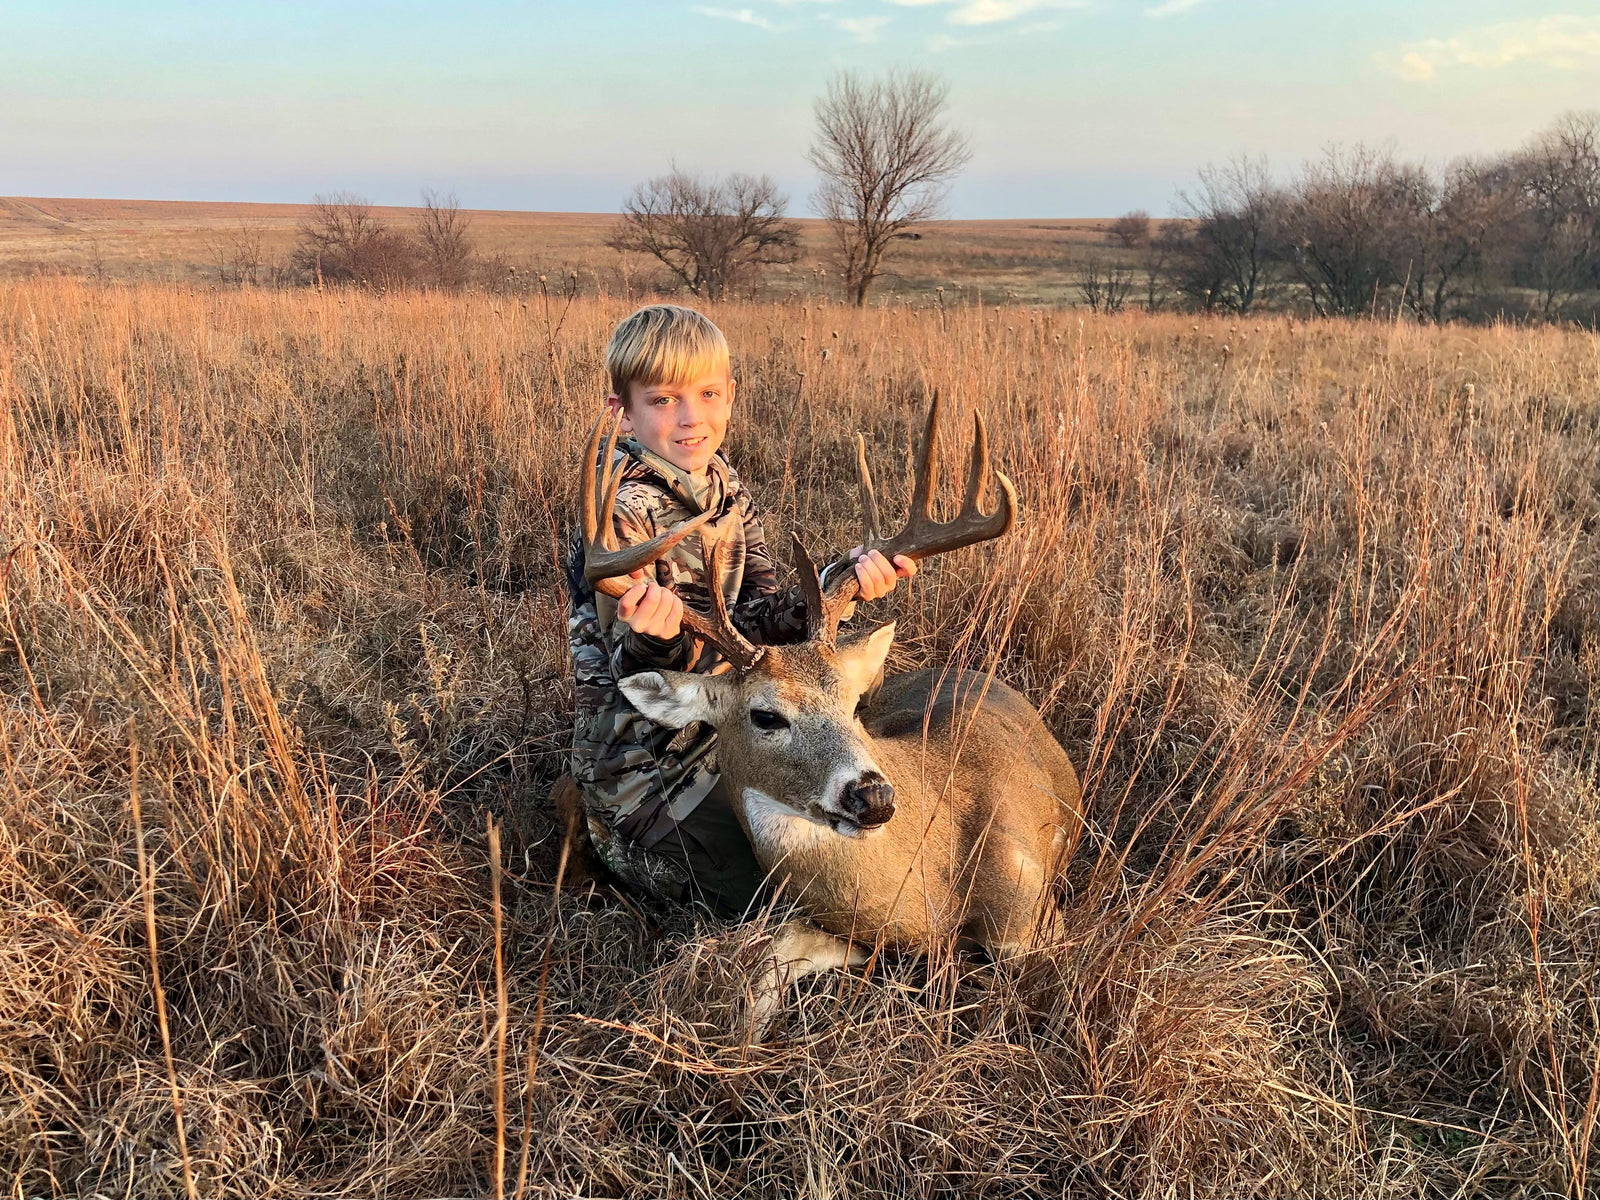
[834,622,895,696]
[606,391,633,432]
[619,670,725,729]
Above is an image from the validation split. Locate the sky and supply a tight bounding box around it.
[2,1,1595,218]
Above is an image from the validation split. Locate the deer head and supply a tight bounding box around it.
[582,393,1015,837]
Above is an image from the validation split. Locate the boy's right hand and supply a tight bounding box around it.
[617,570,684,640]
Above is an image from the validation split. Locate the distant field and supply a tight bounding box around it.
[0,195,1150,305]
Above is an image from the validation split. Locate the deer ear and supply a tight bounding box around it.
[835,622,895,695]
[619,670,722,729]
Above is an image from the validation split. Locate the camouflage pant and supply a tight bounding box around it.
[588,777,767,918]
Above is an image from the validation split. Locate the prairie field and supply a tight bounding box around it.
[0,196,1124,305]
[1,278,1596,1197]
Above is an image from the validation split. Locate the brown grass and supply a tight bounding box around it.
[0,278,1595,1197]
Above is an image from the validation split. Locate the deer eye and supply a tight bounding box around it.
[749,708,790,732]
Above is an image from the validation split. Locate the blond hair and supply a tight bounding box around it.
[605,305,730,404]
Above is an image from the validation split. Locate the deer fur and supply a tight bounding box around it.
[620,623,1082,1026]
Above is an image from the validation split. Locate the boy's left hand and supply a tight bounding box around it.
[851,548,917,602]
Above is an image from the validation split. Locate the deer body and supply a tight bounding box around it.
[582,395,1082,1025]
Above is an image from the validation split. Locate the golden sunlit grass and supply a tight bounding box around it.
[1,278,1595,1197]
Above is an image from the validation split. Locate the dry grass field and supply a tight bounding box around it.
[0,196,1126,304]
[1,277,1596,1197]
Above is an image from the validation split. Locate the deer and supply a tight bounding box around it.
[577,395,1083,1029]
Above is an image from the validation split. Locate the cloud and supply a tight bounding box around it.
[693,6,783,30]
[882,0,1083,24]
[952,0,1084,23]
[828,14,892,39]
[1381,15,1598,81]
[1145,0,1204,17]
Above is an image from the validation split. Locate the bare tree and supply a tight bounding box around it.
[1498,110,1599,317]
[809,69,971,306]
[1276,145,1431,317]
[1167,156,1278,313]
[291,193,415,288]
[415,190,474,289]
[205,219,267,286]
[1107,210,1151,249]
[1138,235,1174,311]
[1404,160,1520,322]
[1077,260,1133,313]
[606,169,799,300]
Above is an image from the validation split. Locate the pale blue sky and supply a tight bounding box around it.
[2,1,1595,216]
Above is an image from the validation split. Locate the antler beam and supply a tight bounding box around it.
[805,392,1017,644]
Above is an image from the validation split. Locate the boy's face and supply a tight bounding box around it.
[610,369,735,477]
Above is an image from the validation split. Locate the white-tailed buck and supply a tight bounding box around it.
[580,396,1082,1025]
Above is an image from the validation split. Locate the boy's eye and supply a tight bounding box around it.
[750,708,790,732]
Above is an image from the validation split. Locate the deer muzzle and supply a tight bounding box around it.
[841,773,895,830]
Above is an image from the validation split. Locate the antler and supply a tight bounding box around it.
[800,391,1018,644]
[580,410,763,670]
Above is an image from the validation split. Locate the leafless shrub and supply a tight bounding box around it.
[606,168,799,300]
[204,220,267,287]
[1077,259,1133,312]
[809,69,971,306]
[1402,159,1521,322]
[1108,209,1151,249]
[290,192,416,288]
[415,190,475,290]
[1136,235,1174,311]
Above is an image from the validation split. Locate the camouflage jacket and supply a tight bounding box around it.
[566,437,821,860]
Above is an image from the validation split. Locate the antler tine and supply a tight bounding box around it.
[698,518,763,669]
[854,434,882,550]
[907,390,941,523]
[792,532,857,645]
[962,411,990,514]
[578,408,612,551]
[595,416,627,553]
[792,533,827,642]
[581,409,717,594]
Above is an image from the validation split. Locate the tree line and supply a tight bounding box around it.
[1106,110,1598,323]
[269,75,1595,324]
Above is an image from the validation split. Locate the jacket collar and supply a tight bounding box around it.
[620,436,730,516]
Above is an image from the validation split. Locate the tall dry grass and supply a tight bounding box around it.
[0,278,1595,1197]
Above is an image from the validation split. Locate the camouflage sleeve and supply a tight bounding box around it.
[731,493,811,646]
[607,488,694,674]
[616,629,691,674]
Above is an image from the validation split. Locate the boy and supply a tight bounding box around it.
[566,304,913,914]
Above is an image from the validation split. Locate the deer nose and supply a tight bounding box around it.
[843,773,895,828]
